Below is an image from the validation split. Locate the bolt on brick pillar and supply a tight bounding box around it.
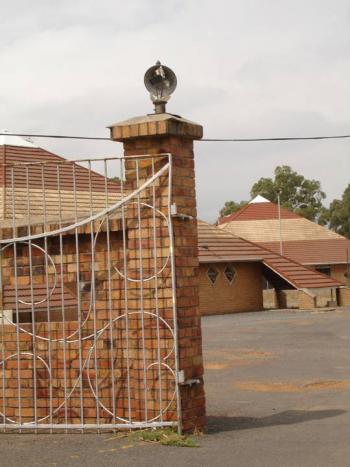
[109,112,206,432]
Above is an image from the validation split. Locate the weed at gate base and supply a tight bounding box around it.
[131,428,199,447]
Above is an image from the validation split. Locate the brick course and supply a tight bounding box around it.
[199,262,263,315]
[298,290,316,309]
[339,287,350,306]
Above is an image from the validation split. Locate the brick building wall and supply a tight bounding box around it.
[339,287,350,306]
[308,287,337,307]
[298,289,316,309]
[330,264,349,285]
[263,289,278,309]
[198,262,263,315]
[308,263,348,286]
[0,225,178,426]
[0,186,3,218]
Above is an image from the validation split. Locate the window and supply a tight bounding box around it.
[315,266,331,276]
[207,266,219,284]
[224,264,236,284]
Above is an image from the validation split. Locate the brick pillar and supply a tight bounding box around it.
[339,287,350,306]
[109,113,206,432]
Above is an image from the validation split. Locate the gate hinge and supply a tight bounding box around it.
[177,370,201,387]
[171,203,194,220]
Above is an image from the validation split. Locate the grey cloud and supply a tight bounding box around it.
[1,0,184,39]
[0,0,349,222]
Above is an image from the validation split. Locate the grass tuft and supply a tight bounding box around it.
[131,428,199,448]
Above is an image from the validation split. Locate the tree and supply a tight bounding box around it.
[219,200,248,218]
[218,165,327,223]
[250,165,326,223]
[327,184,350,238]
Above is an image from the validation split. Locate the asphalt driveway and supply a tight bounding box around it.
[0,308,349,467]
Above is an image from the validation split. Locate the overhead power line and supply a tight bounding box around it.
[1,132,350,142]
[201,134,350,142]
[0,132,110,141]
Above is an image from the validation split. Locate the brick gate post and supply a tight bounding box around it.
[109,113,206,432]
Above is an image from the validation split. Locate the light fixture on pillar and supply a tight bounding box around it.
[144,61,177,114]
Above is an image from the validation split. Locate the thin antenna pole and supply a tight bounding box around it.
[277,192,283,256]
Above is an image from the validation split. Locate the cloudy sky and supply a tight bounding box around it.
[0,0,349,221]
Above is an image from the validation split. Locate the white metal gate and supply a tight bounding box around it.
[0,154,180,432]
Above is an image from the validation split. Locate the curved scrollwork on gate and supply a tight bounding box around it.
[0,154,180,431]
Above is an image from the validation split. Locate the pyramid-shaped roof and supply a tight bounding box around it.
[249,195,270,203]
[218,196,349,266]
[219,197,301,224]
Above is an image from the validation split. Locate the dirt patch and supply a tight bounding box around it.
[234,380,350,393]
[205,363,228,370]
[235,382,301,393]
[207,348,273,359]
[304,380,350,390]
[288,320,313,326]
[245,350,273,358]
[204,348,273,370]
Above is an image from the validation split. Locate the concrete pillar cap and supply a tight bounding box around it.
[108,113,203,142]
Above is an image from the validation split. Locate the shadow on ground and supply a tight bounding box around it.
[207,409,346,433]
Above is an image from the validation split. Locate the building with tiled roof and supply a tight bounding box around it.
[1,139,349,319]
[0,132,121,221]
[218,195,350,287]
[0,134,123,324]
[197,221,348,314]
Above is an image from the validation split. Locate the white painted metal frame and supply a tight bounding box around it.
[0,154,181,432]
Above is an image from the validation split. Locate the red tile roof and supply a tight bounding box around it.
[198,221,263,263]
[219,201,300,224]
[260,239,350,265]
[218,198,348,266]
[0,145,120,192]
[198,221,343,289]
[2,283,77,313]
